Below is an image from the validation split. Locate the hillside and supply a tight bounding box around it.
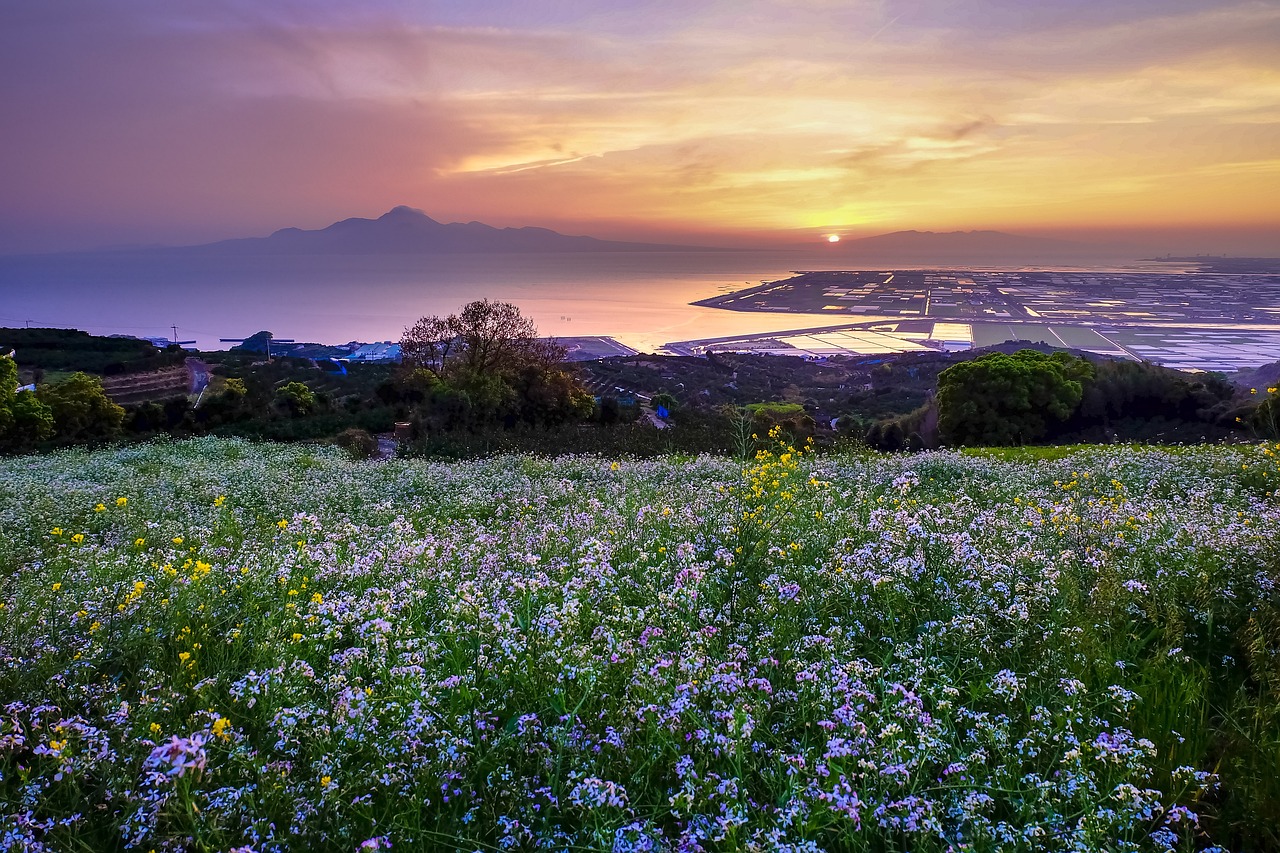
[1,438,1277,850]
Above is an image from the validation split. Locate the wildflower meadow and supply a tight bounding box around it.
[1,436,1278,851]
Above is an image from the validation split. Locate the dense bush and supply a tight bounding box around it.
[937,350,1093,446]
[35,371,126,444]
[332,427,380,460]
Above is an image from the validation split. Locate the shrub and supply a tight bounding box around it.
[333,427,380,460]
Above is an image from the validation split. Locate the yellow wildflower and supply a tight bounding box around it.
[213,495,226,507]
[94,503,106,513]
[171,536,183,545]
[116,497,128,507]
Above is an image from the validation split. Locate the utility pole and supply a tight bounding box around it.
[171,324,179,344]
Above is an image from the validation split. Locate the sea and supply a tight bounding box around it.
[0,249,1179,353]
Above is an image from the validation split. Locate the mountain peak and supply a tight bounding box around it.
[381,205,431,220]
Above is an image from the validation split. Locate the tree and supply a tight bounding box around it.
[401,300,566,383]
[936,350,1093,446]
[275,381,316,417]
[36,371,125,443]
[400,300,588,424]
[651,392,678,416]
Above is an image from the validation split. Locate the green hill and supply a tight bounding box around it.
[1,439,1277,850]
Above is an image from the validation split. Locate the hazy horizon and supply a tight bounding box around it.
[2,205,1274,260]
[2,1,1278,256]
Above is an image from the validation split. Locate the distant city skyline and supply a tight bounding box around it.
[2,0,1278,255]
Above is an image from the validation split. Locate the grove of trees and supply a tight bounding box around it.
[930,349,1249,447]
[1,355,124,450]
[0,355,55,452]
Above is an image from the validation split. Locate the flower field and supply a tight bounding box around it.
[1,437,1278,852]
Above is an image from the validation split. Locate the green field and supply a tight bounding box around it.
[1,439,1278,851]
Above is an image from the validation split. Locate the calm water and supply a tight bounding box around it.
[0,250,1177,352]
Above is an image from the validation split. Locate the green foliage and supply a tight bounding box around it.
[9,391,56,448]
[743,401,804,418]
[35,371,125,443]
[0,355,56,452]
[864,404,931,451]
[1252,386,1280,439]
[399,301,593,430]
[650,392,678,413]
[0,353,15,401]
[743,401,815,445]
[274,381,316,417]
[937,350,1094,446]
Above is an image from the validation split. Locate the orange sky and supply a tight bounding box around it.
[1,1,1278,253]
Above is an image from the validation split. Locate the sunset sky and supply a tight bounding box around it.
[2,0,1278,253]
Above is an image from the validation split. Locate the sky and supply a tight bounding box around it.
[1,0,1278,254]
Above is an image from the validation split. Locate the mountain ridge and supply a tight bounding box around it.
[164,206,721,255]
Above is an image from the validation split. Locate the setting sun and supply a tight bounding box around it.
[827,235,841,243]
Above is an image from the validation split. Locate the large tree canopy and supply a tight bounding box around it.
[936,350,1094,446]
[399,300,590,424]
[401,300,566,383]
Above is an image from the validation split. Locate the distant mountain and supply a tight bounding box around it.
[164,206,716,255]
[826,229,1099,262]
